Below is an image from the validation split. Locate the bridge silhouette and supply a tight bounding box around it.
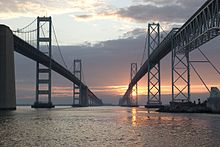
[0,17,103,110]
[120,0,220,107]
[0,0,220,110]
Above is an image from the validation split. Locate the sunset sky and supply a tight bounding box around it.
[1,0,220,104]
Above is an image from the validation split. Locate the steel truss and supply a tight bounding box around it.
[35,17,52,106]
[73,59,82,105]
[172,0,220,102]
[147,23,162,106]
[172,47,190,102]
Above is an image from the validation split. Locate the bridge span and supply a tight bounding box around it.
[121,0,220,107]
[0,24,103,110]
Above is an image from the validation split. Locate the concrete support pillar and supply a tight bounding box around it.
[80,86,88,107]
[0,25,16,110]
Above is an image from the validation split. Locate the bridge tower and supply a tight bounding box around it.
[72,59,82,106]
[32,17,54,108]
[129,63,138,107]
[146,23,162,108]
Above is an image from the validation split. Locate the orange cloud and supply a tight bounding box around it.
[52,86,73,97]
[50,84,218,98]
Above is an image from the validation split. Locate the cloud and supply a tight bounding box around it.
[74,15,93,19]
[0,0,109,19]
[122,28,146,38]
[0,0,208,37]
[115,0,206,23]
[91,85,128,96]
[71,0,207,32]
[1,0,207,27]
[132,0,175,6]
[116,4,184,23]
[134,0,206,8]
[73,13,116,22]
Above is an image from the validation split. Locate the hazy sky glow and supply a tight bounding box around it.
[1,0,220,104]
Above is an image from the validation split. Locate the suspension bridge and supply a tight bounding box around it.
[0,16,103,110]
[120,0,220,109]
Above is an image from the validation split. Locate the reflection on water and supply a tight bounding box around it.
[132,108,137,127]
[0,106,220,146]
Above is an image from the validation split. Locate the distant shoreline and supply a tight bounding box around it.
[16,104,119,107]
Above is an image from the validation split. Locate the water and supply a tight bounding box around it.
[0,106,220,147]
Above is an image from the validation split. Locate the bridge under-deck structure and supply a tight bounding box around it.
[120,0,220,107]
[0,20,103,110]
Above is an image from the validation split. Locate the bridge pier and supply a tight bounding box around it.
[80,86,88,107]
[0,25,16,110]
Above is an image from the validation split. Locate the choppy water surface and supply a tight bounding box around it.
[0,106,220,147]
